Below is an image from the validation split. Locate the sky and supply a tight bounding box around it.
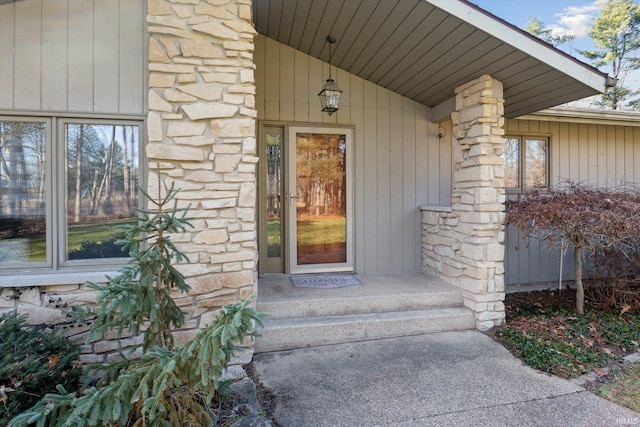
[472,0,602,41]
[471,0,640,102]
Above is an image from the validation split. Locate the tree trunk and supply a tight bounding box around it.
[8,129,25,217]
[93,127,116,216]
[121,126,131,213]
[89,169,99,213]
[574,246,584,316]
[104,127,116,213]
[93,154,108,216]
[73,126,83,223]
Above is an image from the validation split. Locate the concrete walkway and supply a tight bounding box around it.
[251,330,639,426]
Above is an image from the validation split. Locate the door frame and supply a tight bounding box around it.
[287,125,354,274]
[257,121,355,276]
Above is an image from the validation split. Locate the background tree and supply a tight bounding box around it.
[525,17,576,50]
[295,133,346,218]
[580,0,640,110]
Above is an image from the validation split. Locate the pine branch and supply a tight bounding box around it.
[9,299,264,427]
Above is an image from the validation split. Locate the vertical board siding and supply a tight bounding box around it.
[41,0,69,111]
[376,86,391,273]
[255,35,451,274]
[68,0,94,112]
[505,118,640,287]
[0,2,16,109]
[401,97,417,272]
[0,0,145,115]
[119,0,145,114]
[363,80,379,273]
[389,92,404,272]
[94,0,120,113]
[13,0,41,110]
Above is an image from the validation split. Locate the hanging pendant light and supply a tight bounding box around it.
[318,36,342,116]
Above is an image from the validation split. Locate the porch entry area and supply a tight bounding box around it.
[254,273,474,353]
[258,124,354,275]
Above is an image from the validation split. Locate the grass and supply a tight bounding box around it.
[66,218,135,252]
[296,216,346,245]
[266,220,281,247]
[0,218,135,262]
[596,363,640,412]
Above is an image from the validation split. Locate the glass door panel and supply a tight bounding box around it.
[288,127,353,274]
[259,127,284,274]
[266,132,283,258]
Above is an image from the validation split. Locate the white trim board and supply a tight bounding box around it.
[426,0,610,93]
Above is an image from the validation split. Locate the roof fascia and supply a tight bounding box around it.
[517,109,640,127]
[425,0,609,93]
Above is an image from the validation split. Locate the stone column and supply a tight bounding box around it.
[146,0,257,346]
[422,75,505,330]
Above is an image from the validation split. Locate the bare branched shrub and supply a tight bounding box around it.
[506,182,640,315]
[586,243,640,310]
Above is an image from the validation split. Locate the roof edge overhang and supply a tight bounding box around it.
[517,108,640,127]
[426,0,610,94]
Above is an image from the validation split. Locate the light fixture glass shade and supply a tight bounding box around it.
[318,78,342,116]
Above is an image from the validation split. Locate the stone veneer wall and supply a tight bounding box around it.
[0,0,258,364]
[422,75,506,330]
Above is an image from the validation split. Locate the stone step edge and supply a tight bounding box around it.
[254,307,475,353]
[260,306,473,328]
[257,292,465,319]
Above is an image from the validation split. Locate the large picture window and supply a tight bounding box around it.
[503,135,549,192]
[0,116,142,272]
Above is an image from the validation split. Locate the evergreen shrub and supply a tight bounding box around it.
[0,314,82,425]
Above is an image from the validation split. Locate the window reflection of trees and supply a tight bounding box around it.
[503,138,519,188]
[0,121,47,262]
[266,133,282,257]
[525,139,547,188]
[66,124,139,224]
[266,134,281,219]
[295,133,346,219]
[502,136,548,192]
[65,124,139,260]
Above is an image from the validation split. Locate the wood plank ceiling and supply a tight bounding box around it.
[253,0,609,118]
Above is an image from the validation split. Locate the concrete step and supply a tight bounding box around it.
[254,307,475,353]
[257,285,464,319]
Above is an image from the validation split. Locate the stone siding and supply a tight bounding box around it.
[0,0,257,364]
[422,75,506,330]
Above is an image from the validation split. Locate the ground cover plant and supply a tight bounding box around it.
[494,289,640,379]
[9,183,264,427]
[0,314,82,425]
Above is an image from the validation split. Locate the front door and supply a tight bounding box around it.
[287,126,353,274]
[258,125,354,275]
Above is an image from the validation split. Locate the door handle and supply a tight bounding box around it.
[286,192,298,206]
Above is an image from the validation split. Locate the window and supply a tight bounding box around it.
[0,116,142,272]
[503,135,549,192]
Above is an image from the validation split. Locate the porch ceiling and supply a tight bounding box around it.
[253,0,610,119]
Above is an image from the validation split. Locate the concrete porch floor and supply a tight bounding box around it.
[257,272,464,312]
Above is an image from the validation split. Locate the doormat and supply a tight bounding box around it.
[289,274,362,289]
